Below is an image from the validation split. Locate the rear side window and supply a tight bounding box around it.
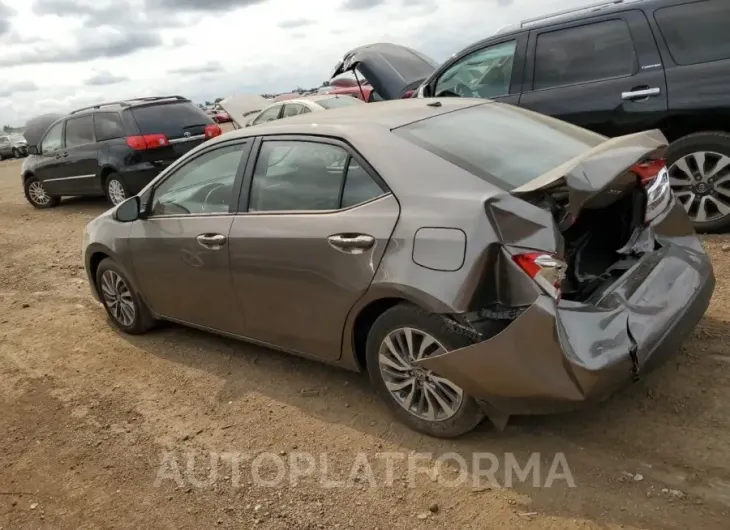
[394,103,604,190]
[65,115,95,148]
[252,106,282,125]
[316,96,364,109]
[533,19,636,91]
[655,0,730,66]
[130,102,211,137]
[94,112,125,141]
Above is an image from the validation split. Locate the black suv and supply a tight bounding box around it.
[21,96,222,209]
[338,0,730,231]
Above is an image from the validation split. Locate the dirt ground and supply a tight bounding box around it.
[1,155,729,530]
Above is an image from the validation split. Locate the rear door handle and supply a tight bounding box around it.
[196,233,227,250]
[327,234,375,254]
[621,87,661,101]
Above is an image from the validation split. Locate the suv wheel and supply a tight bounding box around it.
[105,174,128,206]
[24,176,60,209]
[667,132,730,233]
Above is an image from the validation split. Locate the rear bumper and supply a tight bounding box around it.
[416,205,715,416]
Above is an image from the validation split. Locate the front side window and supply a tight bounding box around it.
[150,144,246,216]
[655,0,730,66]
[435,40,517,99]
[252,106,282,125]
[533,19,636,91]
[94,112,125,141]
[40,121,64,153]
[65,115,95,148]
[394,103,604,191]
[282,104,305,118]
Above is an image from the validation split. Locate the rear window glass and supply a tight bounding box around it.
[317,96,364,109]
[654,0,730,66]
[394,103,604,190]
[130,102,212,137]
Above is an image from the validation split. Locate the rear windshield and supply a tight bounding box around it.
[317,96,364,109]
[130,101,212,137]
[394,103,604,190]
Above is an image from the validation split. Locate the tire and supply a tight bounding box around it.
[104,174,129,206]
[23,176,60,209]
[365,303,485,438]
[666,131,730,233]
[95,258,155,334]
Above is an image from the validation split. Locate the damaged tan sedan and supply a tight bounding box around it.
[81,98,714,438]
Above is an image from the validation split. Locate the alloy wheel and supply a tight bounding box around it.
[100,270,136,327]
[378,327,464,422]
[107,179,126,206]
[669,151,730,224]
[28,181,51,206]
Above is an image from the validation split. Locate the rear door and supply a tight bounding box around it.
[518,10,668,137]
[55,114,101,195]
[227,136,399,360]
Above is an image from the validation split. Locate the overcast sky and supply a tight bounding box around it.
[0,0,590,126]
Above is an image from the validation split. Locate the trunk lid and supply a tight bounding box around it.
[218,94,271,128]
[331,43,439,100]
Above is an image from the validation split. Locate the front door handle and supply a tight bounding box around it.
[621,87,661,101]
[196,233,227,250]
[327,234,375,254]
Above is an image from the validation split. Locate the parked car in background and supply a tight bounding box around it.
[218,94,272,129]
[81,98,713,437]
[350,0,730,232]
[247,95,365,127]
[0,133,28,159]
[213,110,232,124]
[21,95,221,209]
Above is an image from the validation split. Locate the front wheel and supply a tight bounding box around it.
[95,258,155,334]
[23,176,60,209]
[105,174,129,206]
[366,304,485,438]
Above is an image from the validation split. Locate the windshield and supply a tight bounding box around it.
[317,96,364,109]
[394,103,605,190]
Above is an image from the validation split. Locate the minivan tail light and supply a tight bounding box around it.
[632,158,672,225]
[512,252,567,300]
[126,134,169,151]
[205,124,222,139]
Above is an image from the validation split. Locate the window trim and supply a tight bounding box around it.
[39,119,66,154]
[144,139,253,219]
[237,134,391,215]
[64,114,97,149]
[528,16,639,93]
[93,111,126,142]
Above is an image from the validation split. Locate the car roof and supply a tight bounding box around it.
[219,97,488,143]
[67,95,193,117]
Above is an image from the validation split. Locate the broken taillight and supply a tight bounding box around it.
[632,158,672,224]
[512,252,567,300]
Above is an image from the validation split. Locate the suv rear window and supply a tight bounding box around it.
[655,0,730,66]
[394,103,604,190]
[130,101,212,138]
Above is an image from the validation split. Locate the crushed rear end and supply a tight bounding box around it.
[404,121,714,427]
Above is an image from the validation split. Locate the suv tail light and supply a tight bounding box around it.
[631,158,672,225]
[127,134,169,151]
[205,124,222,139]
[512,252,567,300]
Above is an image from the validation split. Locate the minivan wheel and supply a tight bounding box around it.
[365,303,484,438]
[667,132,730,233]
[95,258,155,334]
[23,176,60,209]
[105,174,128,206]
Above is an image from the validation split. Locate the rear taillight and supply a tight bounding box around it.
[205,124,222,139]
[401,89,415,98]
[632,158,672,225]
[126,134,169,151]
[512,252,567,300]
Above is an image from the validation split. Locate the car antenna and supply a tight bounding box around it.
[352,69,367,101]
[427,101,442,107]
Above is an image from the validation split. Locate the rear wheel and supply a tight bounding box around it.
[105,174,128,206]
[23,176,60,209]
[366,303,484,438]
[95,258,155,334]
[667,132,730,233]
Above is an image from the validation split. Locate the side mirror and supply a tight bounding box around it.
[28,145,39,155]
[114,196,141,223]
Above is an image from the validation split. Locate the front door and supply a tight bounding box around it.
[34,120,67,195]
[128,140,252,332]
[518,10,668,138]
[228,137,400,360]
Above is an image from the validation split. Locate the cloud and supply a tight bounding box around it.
[147,0,266,12]
[0,81,39,98]
[85,71,128,86]
[168,62,223,75]
[0,2,14,35]
[0,29,162,66]
[341,0,385,10]
[278,18,314,29]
